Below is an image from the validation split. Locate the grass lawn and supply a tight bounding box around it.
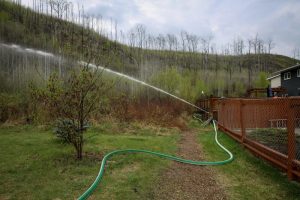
[189,119,300,200]
[0,122,179,200]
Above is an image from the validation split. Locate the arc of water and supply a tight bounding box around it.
[0,43,209,113]
[0,43,55,57]
[79,61,209,113]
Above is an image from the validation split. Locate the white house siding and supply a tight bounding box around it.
[270,76,281,88]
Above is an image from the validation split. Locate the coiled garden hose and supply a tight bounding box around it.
[77,120,233,200]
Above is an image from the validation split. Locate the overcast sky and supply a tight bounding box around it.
[22,0,300,57]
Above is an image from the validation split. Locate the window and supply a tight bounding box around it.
[297,69,300,77]
[284,72,291,80]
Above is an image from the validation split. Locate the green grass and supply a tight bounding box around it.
[0,122,179,200]
[190,119,300,200]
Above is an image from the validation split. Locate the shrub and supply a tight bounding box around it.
[53,119,88,144]
[30,66,108,159]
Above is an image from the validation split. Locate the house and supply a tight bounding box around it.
[267,64,300,96]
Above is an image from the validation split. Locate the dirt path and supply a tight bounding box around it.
[153,130,227,200]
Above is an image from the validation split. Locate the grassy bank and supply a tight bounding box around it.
[189,119,300,200]
[0,122,179,199]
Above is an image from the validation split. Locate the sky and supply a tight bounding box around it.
[22,0,300,57]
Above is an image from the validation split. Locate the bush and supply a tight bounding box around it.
[30,67,107,159]
[53,119,88,144]
[0,93,29,124]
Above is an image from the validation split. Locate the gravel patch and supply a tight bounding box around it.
[152,130,227,200]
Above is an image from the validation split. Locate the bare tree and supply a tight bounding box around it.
[135,24,146,49]
[254,34,258,54]
[267,39,275,54]
[189,34,199,53]
[166,34,176,51]
[128,29,136,48]
[49,0,70,19]
[180,30,187,52]
[293,47,300,62]
[247,39,252,54]
[157,34,166,50]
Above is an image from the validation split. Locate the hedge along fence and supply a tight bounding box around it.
[217,97,300,181]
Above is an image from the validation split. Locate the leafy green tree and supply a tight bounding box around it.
[151,67,181,93]
[193,79,207,100]
[254,72,269,88]
[233,81,246,97]
[31,66,106,159]
[0,11,9,22]
[179,76,193,100]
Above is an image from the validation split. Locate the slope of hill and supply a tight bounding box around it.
[0,0,298,98]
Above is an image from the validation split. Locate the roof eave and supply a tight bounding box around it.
[267,74,280,80]
[271,63,300,75]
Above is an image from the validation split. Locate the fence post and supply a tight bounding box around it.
[239,99,245,143]
[209,97,214,119]
[209,98,212,113]
[287,99,296,180]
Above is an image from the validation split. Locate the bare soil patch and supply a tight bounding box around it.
[153,130,227,200]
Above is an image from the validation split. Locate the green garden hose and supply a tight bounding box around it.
[77,120,233,200]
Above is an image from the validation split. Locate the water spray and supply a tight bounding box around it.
[79,61,208,113]
[0,43,233,200]
[0,43,55,57]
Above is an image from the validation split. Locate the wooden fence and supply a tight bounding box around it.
[216,97,300,181]
[195,97,219,120]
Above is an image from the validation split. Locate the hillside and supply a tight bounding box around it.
[0,0,298,98]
